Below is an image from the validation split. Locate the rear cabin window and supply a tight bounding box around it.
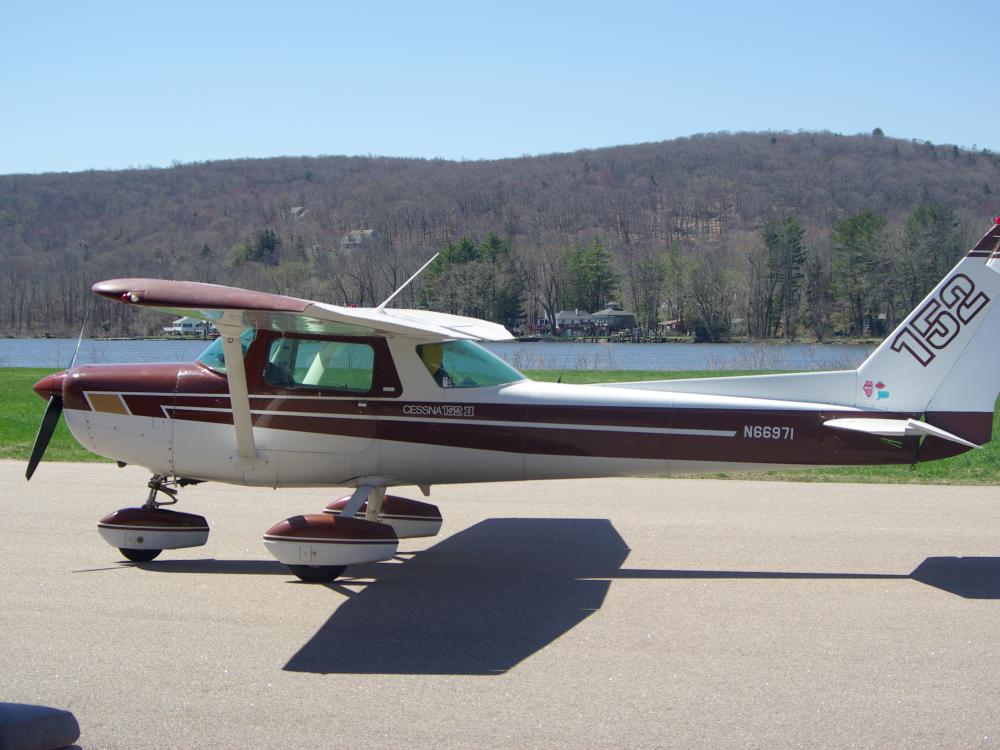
[265,338,374,392]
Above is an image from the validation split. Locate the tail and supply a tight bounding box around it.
[855,218,1000,445]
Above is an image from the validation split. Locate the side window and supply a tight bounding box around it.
[265,338,374,392]
[196,327,255,374]
[416,340,525,388]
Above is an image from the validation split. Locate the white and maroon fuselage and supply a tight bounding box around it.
[35,333,967,490]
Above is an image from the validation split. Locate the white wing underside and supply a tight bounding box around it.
[311,303,515,341]
[156,302,514,341]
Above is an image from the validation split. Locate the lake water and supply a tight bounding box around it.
[0,338,875,372]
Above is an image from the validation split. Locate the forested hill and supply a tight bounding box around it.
[1,131,998,339]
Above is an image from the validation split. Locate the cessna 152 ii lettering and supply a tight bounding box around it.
[25,219,1000,582]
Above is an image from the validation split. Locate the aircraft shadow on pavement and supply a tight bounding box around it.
[136,553,1000,604]
[125,522,1000,674]
[615,557,1000,599]
[908,557,1000,599]
[285,518,628,676]
[133,559,289,575]
[281,519,1000,676]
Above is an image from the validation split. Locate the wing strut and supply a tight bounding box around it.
[218,321,259,465]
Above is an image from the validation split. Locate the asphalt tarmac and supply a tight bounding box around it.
[2,460,1000,749]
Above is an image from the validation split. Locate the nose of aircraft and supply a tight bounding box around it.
[33,371,67,401]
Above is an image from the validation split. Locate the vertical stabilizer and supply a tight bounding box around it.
[854,219,1000,421]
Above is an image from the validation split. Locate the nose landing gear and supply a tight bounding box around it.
[97,475,210,562]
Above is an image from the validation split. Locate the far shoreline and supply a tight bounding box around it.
[1,334,884,346]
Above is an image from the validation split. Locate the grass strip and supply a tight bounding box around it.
[0,368,100,462]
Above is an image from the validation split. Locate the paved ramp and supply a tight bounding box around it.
[3,461,1000,748]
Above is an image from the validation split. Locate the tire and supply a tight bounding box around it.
[289,564,346,583]
[120,548,162,562]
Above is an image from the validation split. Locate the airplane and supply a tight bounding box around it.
[24,218,1000,583]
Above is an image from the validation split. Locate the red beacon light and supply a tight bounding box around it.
[994,216,1000,225]
[120,292,141,303]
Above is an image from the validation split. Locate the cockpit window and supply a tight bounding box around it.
[196,328,255,373]
[416,340,525,388]
[265,337,374,392]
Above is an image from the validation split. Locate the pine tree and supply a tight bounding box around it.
[831,210,887,336]
[759,217,806,338]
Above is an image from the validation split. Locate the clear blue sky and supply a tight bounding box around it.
[3,0,997,174]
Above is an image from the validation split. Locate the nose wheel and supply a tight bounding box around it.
[119,548,162,562]
[97,475,210,562]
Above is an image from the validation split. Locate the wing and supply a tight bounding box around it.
[92,278,514,471]
[91,278,515,341]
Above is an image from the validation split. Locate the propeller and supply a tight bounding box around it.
[25,395,63,480]
[25,300,91,480]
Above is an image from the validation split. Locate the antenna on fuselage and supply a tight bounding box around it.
[376,252,440,310]
[68,299,95,369]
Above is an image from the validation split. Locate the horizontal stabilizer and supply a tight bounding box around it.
[823,418,980,449]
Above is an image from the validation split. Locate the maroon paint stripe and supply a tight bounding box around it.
[168,408,234,426]
[376,419,920,465]
[263,536,391,545]
[971,226,1000,252]
[163,403,934,465]
[92,278,311,312]
[167,409,380,441]
[104,382,928,433]
[98,525,206,532]
[249,397,366,415]
[259,414,377,439]
[923,411,993,441]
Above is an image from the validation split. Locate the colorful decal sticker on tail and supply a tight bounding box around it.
[890,273,990,366]
[862,380,890,400]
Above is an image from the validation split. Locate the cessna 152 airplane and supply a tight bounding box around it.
[25,219,1000,582]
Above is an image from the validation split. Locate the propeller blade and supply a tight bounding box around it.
[25,395,63,481]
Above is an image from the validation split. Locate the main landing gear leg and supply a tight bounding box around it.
[263,485,400,583]
[363,487,387,522]
[287,485,372,583]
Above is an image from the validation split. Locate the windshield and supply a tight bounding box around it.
[416,340,525,388]
[196,328,256,373]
